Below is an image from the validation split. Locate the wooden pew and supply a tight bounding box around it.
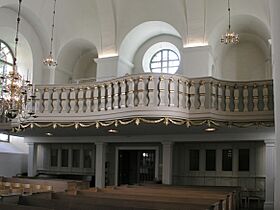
[0,203,51,210]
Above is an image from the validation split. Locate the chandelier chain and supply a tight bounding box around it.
[14,0,22,66]
[49,0,57,56]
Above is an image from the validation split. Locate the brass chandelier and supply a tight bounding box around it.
[221,0,239,44]
[0,0,36,120]
[43,0,57,67]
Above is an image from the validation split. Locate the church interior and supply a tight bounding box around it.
[0,0,280,209]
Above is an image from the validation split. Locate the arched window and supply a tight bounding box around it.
[142,42,180,74]
[0,40,14,76]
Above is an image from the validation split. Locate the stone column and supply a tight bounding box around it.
[27,143,38,177]
[264,140,275,210]
[269,1,280,209]
[162,142,173,185]
[95,142,107,188]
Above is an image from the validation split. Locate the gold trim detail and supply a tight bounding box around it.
[14,117,274,132]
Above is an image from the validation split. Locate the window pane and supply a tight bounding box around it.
[61,149,69,167]
[169,60,180,67]
[239,149,250,171]
[222,149,232,171]
[162,50,168,60]
[169,51,178,60]
[189,150,200,171]
[152,68,161,73]
[162,61,168,67]
[151,62,161,69]
[72,149,80,168]
[84,149,92,168]
[206,150,216,171]
[152,53,161,62]
[50,149,58,167]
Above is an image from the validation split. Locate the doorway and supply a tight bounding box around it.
[118,150,156,185]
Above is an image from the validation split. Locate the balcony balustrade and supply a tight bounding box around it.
[18,73,273,128]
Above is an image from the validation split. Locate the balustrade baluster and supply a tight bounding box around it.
[253,83,259,111]
[100,84,106,111]
[218,84,223,111]
[106,83,113,110]
[120,80,126,108]
[93,86,99,112]
[263,84,269,111]
[169,78,175,107]
[185,81,190,110]
[199,81,206,109]
[148,76,154,107]
[225,85,231,111]
[137,77,145,107]
[158,76,166,106]
[189,81,195,110]
[69,88,77,113]
[35,88,43,113]
[113,81,119,109]
[85,86,92,113]
[43,88,50,113]
[77,88,85,113]
[60,88,69,113]
[211,82,217,110]
[178,79,184,108]
[52,88,60,113]
[233,85,239,112]
[243,85,248,112]
[127,78,135,107]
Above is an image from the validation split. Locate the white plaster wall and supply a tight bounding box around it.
[216,40,267,81]
[182,46,213,78]
[0,7,44,84]
[72,51,97,80]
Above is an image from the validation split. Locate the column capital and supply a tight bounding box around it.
[95,142,107,146]
[161,141,174,146]
[265,139,275,146]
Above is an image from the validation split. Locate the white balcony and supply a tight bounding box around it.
[15,73,273,132]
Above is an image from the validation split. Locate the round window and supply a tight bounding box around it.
[142,42,180,74]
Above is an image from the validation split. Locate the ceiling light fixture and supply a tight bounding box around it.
[43,0,57,67]
[108,129,118,133]
[205,127,216,132]
[45,132,53,136]
[0,0,36,120]
[221,0,239,44]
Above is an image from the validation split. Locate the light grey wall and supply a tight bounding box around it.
[0,153,27,177]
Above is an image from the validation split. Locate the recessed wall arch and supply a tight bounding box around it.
[208,14,271,81]
[56,39,98,84]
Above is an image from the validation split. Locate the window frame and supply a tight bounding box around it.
[0,39,14,66]
[238,149,250,171]
[222,149,233,171]
[205,149,216,171]
[189,149,200,171]
[149,49,180,74]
